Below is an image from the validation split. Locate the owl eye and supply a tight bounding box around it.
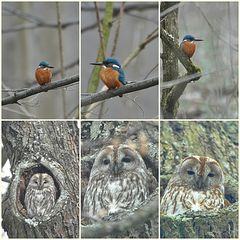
[103,159,110,165]
[187,170,195,175]
[122,157,132,163]
[208,172,215,177]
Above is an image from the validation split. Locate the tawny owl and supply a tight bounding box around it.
[83,145,156,220]
[25,173,56,218]
[161,156,225,215]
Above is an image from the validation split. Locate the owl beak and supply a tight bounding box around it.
[196,176,204,189]
[112,162,121,176]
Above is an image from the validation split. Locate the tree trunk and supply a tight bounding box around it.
[2,121,79,238]
[160,2,180,118]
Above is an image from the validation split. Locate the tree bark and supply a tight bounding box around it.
[161,203,238,238]
[160,121,238,238]
[160,2,180,118]
[2,121,79,238]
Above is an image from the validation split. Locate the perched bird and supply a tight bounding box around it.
[90,58,127,97]
[161,156,225,216]
[35,61,54,85]
[83,144,157,221]
[180,35,203,58]
[25,173,56,219]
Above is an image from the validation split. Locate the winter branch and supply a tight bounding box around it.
[81,193,158,238]
[2,75,79,106]
[81,77,158,107]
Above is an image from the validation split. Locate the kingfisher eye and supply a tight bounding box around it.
[187,170,195,175]
[208,173,215,177]
[122,157,131,163]
[103,159,110,165]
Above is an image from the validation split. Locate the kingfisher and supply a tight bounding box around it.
[90,58,127,97]
[180,35,203,58]
[35,61,54,85]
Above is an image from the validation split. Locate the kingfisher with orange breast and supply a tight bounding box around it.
[180,35,203,58]
[35,61,54,85]
[90,58,127,97]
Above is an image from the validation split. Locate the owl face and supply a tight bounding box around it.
[28,173,55,190]
[161,156,225,215]
[83,144,154,220]
[90,145,147,179]
[174,156,224,191]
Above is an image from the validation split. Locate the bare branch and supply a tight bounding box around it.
[81,193,158,238]
[161,72,202,89]
[3,20,78,34]
[2,75,79,106]
[81,77,158,107]
[56,2,67,118]
[82,3,158,13]
[53,59,79,75]
[81,3,158,33]
[94,2,106,58]
[160,2,181,20]
[111,2,125,56]
[122,28,158,68]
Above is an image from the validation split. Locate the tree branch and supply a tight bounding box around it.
[82,3,158,13]
[2,75,79,106]
[81,3,158,33]
[81,77,158,107]
[3,5,78,33]
[122,28,158,68]
[3,21,78,34]
[81,193,158,238]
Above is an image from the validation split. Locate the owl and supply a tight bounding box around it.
[24,173,56,218]
[161,156,225,216]
[83,144,156,220]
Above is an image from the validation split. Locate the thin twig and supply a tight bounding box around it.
[56,2,67,118]
[3,21,78,34]
[81,3,158,33]
[144,64,158,79]
[94,2,106,58]
[122,28,158,68]
[3,6,44,24]
[111,2,125,56]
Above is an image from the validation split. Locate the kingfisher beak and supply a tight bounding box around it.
[90,62,103,66]
[48,65,54,68]
[194,38,203,41]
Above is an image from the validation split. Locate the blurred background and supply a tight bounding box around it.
[2,2,79,119]
[161,2,238,119]
[81,2,158,119]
